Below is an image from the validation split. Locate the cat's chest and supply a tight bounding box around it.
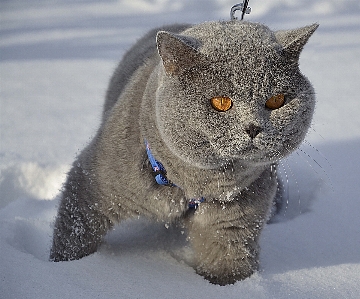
[164,160,266,201]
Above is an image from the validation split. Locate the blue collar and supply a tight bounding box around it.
[145,140,204,209]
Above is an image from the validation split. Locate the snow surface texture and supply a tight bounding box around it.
[1,0,360,298]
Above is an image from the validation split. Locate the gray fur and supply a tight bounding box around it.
[50,21,318,285]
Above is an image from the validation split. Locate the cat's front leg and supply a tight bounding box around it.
[50,165,113,262]
[50,198,112,262]
[186,198,270,285]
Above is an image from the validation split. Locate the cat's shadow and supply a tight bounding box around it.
[102,218,194,266]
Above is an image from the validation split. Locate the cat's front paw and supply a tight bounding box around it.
[199,272,253,286]
[196,260,257,286]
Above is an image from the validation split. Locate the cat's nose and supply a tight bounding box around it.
[245,124,262,139]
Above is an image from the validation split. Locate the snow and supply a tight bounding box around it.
[1,0,360,298]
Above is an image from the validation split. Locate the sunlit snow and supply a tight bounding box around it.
[1,0,360,298]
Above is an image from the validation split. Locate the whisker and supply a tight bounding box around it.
[277,159,289,217]
[310,126,326,141]
[285,156,302,213]
[296,142,334,191]
[303,139,332,170]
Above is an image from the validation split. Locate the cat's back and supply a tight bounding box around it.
[103,24,191,118]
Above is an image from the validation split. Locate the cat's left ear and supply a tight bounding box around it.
[275,23,319,61]
[156,31,203,76]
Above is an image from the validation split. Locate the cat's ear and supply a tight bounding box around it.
[156,31,202,76]
[275,23,319,61]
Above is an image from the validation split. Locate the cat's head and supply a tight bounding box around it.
[155,21,318,169]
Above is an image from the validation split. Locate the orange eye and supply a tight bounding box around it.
[265,94,285,110]
[210,96,233,112]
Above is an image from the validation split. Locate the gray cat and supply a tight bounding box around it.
[50,21,318,285]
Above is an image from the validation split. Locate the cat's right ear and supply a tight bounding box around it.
[156,31,202,76]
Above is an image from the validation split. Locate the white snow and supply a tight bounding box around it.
[1,0,360,298]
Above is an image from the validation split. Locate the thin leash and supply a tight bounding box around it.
[230,0,251,21]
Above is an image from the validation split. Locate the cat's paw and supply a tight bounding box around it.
[196,265,256,286]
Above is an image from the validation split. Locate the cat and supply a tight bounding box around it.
[50,20,318,285]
